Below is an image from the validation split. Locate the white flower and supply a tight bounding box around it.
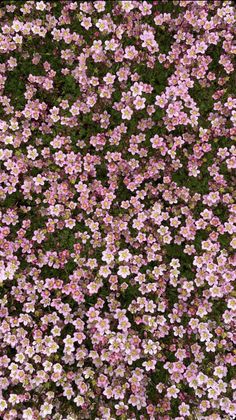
[36,1,46,11]
[102,250,114,264]
[121,106,133,120]
[40,402,53,418]
[167,385,180,399]
[118,249,132,262]
[74,395,84,407]
[22,408,34,419]
[0,399,7,412]
[118,265,130,278]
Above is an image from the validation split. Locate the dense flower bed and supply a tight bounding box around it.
[0,1,236,419]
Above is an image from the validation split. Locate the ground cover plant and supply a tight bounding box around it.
[0,0,236,419]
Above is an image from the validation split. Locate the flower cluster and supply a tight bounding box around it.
[0,1,235,419]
